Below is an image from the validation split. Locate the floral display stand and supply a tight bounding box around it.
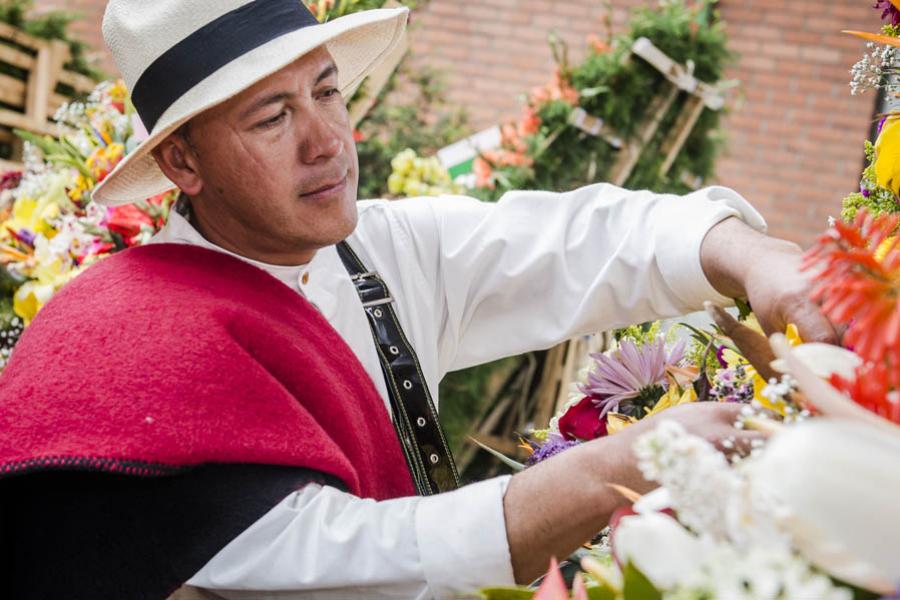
[0,21,96,168]
[459,37,728,473]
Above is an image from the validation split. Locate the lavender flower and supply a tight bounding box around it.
[583,337,686,417]
[710,364,755,404]
[526,432,580,466]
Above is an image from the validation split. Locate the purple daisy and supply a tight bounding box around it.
[582,336,686,417]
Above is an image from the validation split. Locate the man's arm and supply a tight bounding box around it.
[386,184,768,375]
[502,402,757,583]
[188,404,756,597]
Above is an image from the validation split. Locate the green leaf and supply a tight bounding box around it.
[479,587,535,600]
[734,298,753,322]
[468,437,526,472]
[678,322,711,344]
[622,563,661,600]
[586,584,617,600]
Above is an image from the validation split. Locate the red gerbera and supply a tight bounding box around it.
[802,210,900,385]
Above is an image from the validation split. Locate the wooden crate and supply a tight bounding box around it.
[0,22,97,164]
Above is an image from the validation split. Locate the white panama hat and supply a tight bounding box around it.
[93,0,409,206]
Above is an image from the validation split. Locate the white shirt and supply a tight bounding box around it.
[151,184,765,599]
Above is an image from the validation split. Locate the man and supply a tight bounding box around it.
[0,1,836,598]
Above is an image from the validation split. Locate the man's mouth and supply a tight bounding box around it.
[300,174,349,201]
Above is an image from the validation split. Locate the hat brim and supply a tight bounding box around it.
[93,7,408,206]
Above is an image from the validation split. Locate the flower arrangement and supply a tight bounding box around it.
[479,4,900,598]
[0,81,176,364]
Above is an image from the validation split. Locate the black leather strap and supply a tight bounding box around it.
[336,242,459,495]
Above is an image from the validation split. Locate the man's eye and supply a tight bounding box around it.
[320,87,341,100]
[257,111,287,129]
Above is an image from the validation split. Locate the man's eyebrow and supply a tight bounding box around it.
[316,62,339,85]
[239,92,293,120]
[238,63,340,120]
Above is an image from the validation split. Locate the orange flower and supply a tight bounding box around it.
[830,361,900,425]
[501,123,528,154]
[587,34,610,55]
[519,106,541,137]
[473,157,494,190]
[803,210,900,384]
[529,69,580,108]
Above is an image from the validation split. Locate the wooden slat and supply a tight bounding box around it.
[48,92,69,116]
[0,72,26,108]
[658,95,705,177]
[0,41,35,70]
[0,21,49,52]
[57,69,97,95]
[608,85,680,187]
[0,157,22,172]
[0,108,56,135]
[25,40,68,127]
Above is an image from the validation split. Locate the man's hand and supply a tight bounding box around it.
[503,402,762,583]
[700,217,839,344]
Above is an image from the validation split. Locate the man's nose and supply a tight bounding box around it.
[298,111,344,164]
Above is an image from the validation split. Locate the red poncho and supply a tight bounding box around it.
[0,243,414,501]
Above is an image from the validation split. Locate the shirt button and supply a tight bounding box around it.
[300,272,310,286]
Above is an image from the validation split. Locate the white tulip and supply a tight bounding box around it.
[769,342,861,380]
[747,418,900,594]
[612,512,711,590]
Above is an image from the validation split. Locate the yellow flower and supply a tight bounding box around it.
[875,116,900,197]
[13,281,55,325]
[748,323,803,413]
[2,195,59,239]
[87,143,125,182]
[645,385,697,418]
[876,236,896,263]
[606,412,638,435]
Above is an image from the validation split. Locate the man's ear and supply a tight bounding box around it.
[152,132,203,196]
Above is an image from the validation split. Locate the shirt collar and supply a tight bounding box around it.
[151,210,307,292]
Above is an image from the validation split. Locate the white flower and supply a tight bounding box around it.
[747,419,900,595]
[613,511,712,590]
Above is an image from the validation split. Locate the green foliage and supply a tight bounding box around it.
[841,140,900,221]
[622,562,662,600]
[616,321,662,346]
[438,358,514,459]
[0,0,104,81]
[356,66,468,199]
[475,0,732,200]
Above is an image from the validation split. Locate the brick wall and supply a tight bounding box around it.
[32,0,880,245]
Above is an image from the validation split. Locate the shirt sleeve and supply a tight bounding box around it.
[414,184,766,372]
[186,477,515,600]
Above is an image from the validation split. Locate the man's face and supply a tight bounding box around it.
[167,47,359,264]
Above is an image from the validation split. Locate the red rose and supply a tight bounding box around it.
[558,396,608,441]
